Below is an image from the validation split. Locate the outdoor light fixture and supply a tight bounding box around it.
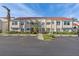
[2,6,11,31]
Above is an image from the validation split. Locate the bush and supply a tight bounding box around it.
[7,31,31,34]
[31,32,38,34]
[43,34,55,41]
[53,31,77,35]
[0,30,2,33]
[50,34,55,38]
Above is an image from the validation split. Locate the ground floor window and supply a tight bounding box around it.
[12,21,18,25]
[21,28,24,31]
[63,28,72,32]
[25,28,31,30]
[41,28,46,33]
[11,28,19,30]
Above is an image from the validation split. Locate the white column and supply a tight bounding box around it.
[60,21,63,32]
[54,20,57,32]
[45,19,47,32]
[18,21,21,32]
[24,20,25,32]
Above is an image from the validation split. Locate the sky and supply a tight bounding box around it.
[0,3,79,18]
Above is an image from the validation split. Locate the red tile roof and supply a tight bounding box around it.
[15,17,72,20]
[0,17,15,19]
[15,17,48,20]
[51,17,72,20]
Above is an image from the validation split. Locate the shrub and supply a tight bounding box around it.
[7,31,31,34]
[7,31,20,34]
[0,30,2,33]
[50,34,55,38]
[31,32,38,34]
[53,31,77,35]
[43,34,55,41]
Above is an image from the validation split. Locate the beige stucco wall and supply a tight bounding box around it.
[9,18,73,32]
[1,19,8,32]
[10,20,20,31]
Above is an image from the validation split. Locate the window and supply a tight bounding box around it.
[21,28,24,31]
[12,21,18,25]
[12,28,18,30]
[63,28,71,31]
[52,21,54,24]
[27,28,30,30]
[30,22,34,25]
[56,21,60,25]
[26,21,30,24]
[20,21,24,25]
[46,22,50,25]
[64,21,70,25]
[25,28,30,30]
[47,28,50,32]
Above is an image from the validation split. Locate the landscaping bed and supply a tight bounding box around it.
[43,34,55,41]
[53,31,77,35]
[6,31,31,34]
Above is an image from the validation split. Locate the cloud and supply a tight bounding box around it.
[15,4,42,17]
[61,4,79,18]
[0,3,79,19]
[0,3,43,17]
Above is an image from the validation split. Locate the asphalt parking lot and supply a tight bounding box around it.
[0,36,79,56]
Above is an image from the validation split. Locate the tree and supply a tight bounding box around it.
[31,19,39,34]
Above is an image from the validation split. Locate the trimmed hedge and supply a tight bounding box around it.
[0,30,2,33]
[7,31,31,34]
[6,31,77,35]
[53,31,77,35]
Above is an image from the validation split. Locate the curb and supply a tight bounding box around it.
[0,34,37,36]
[55,35,78,37]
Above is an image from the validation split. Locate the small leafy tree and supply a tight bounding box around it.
[31,19,40,34]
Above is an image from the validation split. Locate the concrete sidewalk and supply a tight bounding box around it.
[0,33,78,37]
[37,33,44,40]
[0,33,37,36]
[54,34,78,37]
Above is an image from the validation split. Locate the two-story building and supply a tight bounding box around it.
[9,17,78,33]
